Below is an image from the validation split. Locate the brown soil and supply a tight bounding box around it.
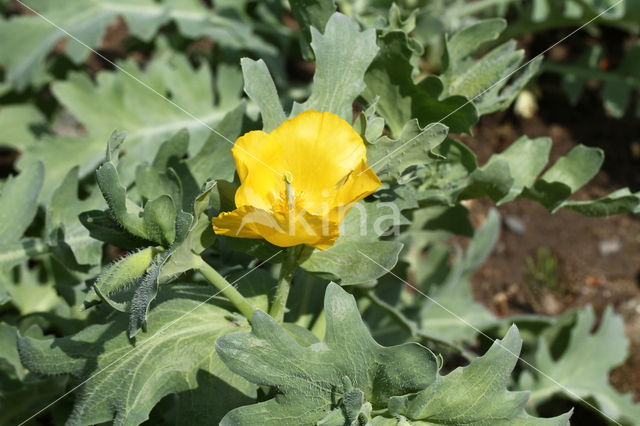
[459,78,640,401]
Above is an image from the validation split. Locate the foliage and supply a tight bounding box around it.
[217,283,439,425]
[19,285,256,425]
[217,284,569,425]
[519,306,640,424]
[545,41,640,118]
[1,2,639,425]
[387,325,571,425]
[17,44,244,197]
[0,0,277,91]
[416,0,640,117]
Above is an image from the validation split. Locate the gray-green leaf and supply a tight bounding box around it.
[18,284,255,426]
[521,306,640,424]
[363,31,477,136]
[0,161,43,245]
[0,0,274,90]
[240,58,286,132]
[388,326,572,425]
[216,283,438,425]
[367,119,449,179]
[299,201,406,285]
[17,50,243,197]
[289,0,336,60]
[293,13,379,122]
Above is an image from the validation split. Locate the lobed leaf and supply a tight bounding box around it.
[17,50,244,197]
[240,58,286,132]
[217,283,439,425]
[289,0,336,60]
[363,31,477,136]
[3,264,58,315]
[292,12,379,122]
[299,200,406,285]
[367,119,449,179]
[0,163,46,276]
[0,104,46,149]
[18,284,256,426]
[520,306,640,423]
[413,135,640,216]
[46,167,104,269]
[416,209,499,342]
[0,0,275,90]
[388,326,572,425]
[442,19,542,117]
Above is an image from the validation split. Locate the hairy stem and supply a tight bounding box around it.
[310,309,326,339]
[199,261,256,320]
[269,246,302,322]
[294,273,315,328]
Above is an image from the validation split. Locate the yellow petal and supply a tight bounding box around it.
[212,206,270,239]
[232,131,283,210]
[335,159,381,217]
[213,206,339,250]
[272,110,369,212]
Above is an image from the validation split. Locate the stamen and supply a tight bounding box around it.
[284,171,295,210]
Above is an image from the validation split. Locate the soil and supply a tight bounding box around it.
[458,71,640,401]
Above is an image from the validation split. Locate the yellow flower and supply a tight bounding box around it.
[212,110,381,249]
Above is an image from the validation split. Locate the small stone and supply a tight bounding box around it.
[541,293,562,316]
[504,215,526,235]
[514,90,538,119]
[599,239,622,257]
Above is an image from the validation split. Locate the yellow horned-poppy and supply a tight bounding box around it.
[212,110,381,249]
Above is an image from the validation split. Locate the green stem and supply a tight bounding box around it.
[310,309,326,340]
[199,261,256,320]
[269,246,302,322]
[294,273,315,328]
